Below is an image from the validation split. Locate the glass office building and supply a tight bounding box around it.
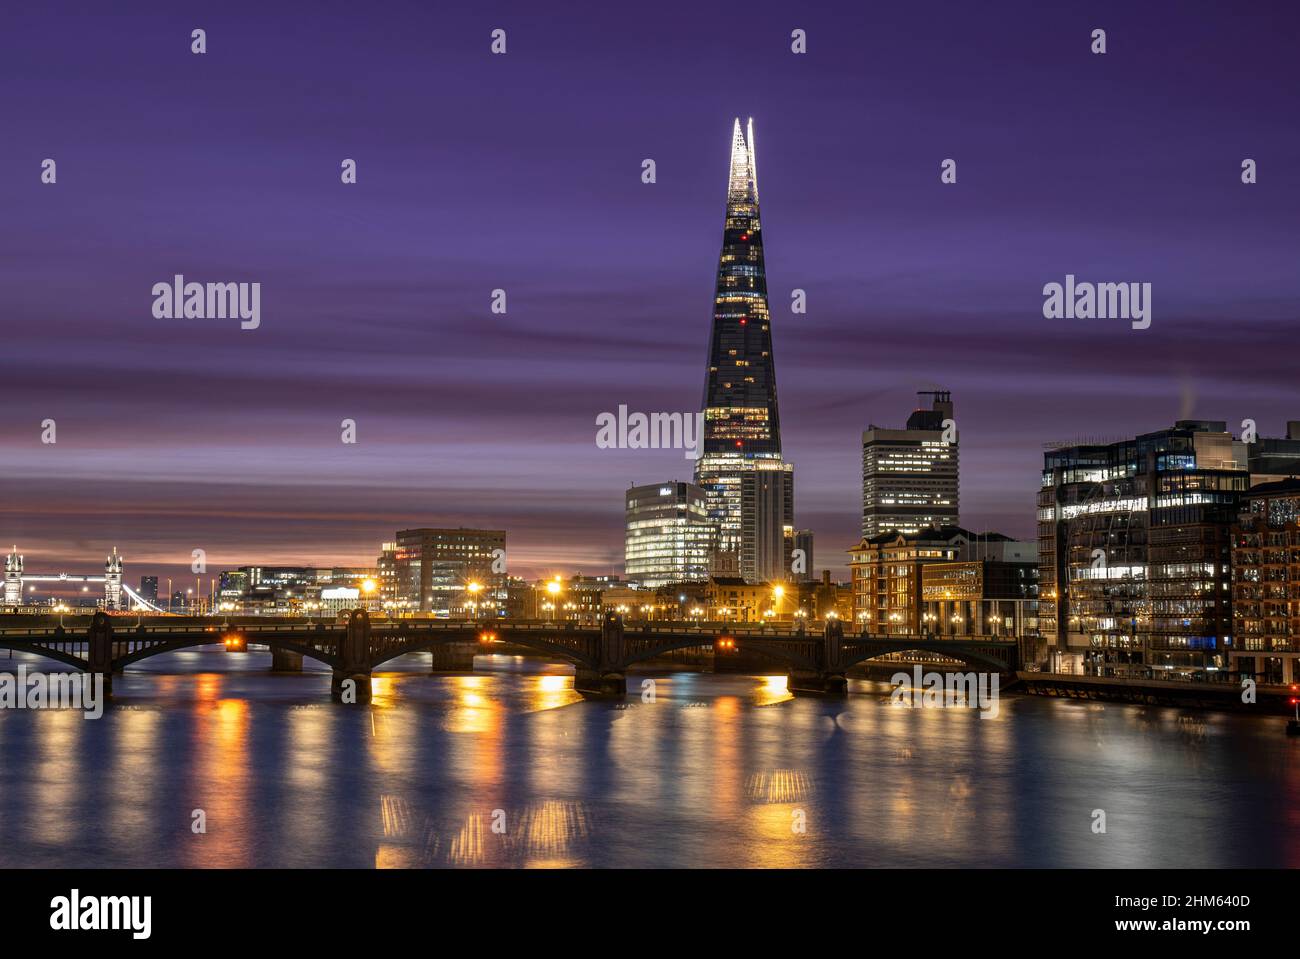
[625,481,714,587]
[1037,421,1248,676]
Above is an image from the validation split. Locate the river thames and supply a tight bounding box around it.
[0,648,1296,868]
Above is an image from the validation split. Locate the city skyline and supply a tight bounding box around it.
[2,0,1300,901]
[3,4,1299,583]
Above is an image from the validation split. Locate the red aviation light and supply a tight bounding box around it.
[740,234,749,241]
[735,441,743,448]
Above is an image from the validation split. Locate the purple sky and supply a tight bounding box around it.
[2,1,1299,585]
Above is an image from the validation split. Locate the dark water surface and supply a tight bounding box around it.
[1,648,1296,868]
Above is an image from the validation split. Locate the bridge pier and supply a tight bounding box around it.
[330,671,372,703]
[429,641,476,673]
[573,668,626,698]
[786,620,850,696]
[87,610,114,698]
[269,648,303,672]
[572,612,629,699]
[787,669,848,697]
[331,609,372,703]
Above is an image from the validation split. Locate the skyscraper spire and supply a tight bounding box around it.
[695,118,795,583]
[728,117,758,205]
[701,116,778,457]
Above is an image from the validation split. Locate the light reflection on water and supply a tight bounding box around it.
[0,647,1297,868]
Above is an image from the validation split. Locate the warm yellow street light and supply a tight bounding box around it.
[771,584,785,620]
[362,578,377,594]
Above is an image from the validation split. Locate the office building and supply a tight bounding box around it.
[624,481,714,587]
[1037,421,1247,676]
[861,391,959,538]
[1231,478,1300,684]
[390,528,505,615]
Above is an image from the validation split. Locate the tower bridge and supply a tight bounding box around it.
[3,547,163,613]
[0,609,1021,702]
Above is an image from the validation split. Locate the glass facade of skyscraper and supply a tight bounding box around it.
[694,118,794,583]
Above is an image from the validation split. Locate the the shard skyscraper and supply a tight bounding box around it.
[694,118,795,584]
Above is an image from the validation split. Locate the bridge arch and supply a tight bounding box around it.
[367,628,597,671]
[0,641,90,671]
[620,634,819,671]
[111,635,340,671]
[842,643,1015,674]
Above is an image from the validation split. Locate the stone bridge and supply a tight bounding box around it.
[0,609,1021,701]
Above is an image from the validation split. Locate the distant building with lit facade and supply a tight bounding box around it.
[694,118,796,584]
[216,565,378,614]
[849,526,1037,640]
[535,574,621,624]
[861,391,959,538]
[1037,421,1248,677]
[386,528,505,616]
[1232,478,1300,684]
[624,481,714,587]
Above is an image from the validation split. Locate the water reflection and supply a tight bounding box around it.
[0,649,1297,868]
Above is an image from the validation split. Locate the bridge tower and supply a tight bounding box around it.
[104,548,123,610]
[3,547,22,606]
